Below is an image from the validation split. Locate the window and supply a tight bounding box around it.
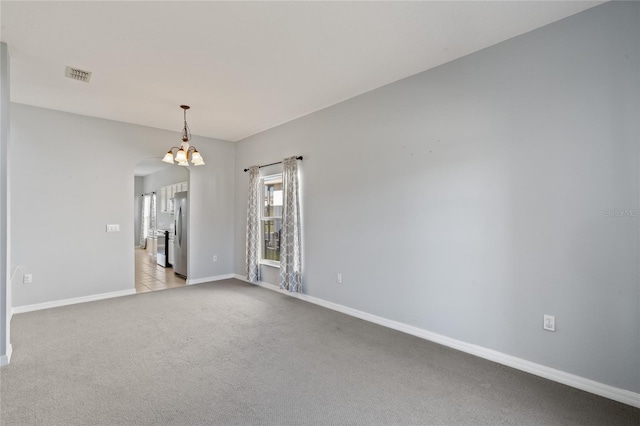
[261,174,283,266]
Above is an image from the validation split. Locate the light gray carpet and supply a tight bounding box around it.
[1,279,638,425]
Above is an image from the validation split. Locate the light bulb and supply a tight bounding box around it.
[175,148,187,163]
[191,150,205,166]
[162,151,175,164]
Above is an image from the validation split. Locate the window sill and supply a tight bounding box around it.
[260,260,280,268]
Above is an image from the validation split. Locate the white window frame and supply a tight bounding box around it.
[260,173,283,268]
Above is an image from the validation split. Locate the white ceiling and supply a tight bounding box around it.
[1,1,603,142]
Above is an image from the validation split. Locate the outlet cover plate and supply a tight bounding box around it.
[543,314,556,331]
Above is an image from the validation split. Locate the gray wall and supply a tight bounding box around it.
[234,2,640,393]
[10,104,235,306]
[0,42,10,364]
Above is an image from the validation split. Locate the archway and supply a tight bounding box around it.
[133,158,190,293]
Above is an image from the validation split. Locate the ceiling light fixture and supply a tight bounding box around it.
[162,105,205,166]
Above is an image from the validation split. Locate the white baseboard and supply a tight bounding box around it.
[12,289,136,315]
[233,274,640,408]
[0,343,12,366]
[186,274,235,285]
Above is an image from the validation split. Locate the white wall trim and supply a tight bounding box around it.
[0,343,12,366]
[12,289,136,315]
[186,274,235,285]
[10,273,238,314]
[233,274,640,408]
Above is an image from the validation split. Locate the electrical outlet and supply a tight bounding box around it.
[337,273,342,284]
[213,255,218,262]
[543,314,556,332]
[23,273,33,284]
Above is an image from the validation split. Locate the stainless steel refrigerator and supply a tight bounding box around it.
[173,191,188,278]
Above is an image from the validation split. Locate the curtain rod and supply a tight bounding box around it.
[243,156,303,172]
[141,192,155,196]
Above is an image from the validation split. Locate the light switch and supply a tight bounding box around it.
[106,224,120,232]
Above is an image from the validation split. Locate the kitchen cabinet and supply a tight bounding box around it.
[160,181,188,213]
[167,185,175,213]
[160,187,167,213]
[146,236,156,258]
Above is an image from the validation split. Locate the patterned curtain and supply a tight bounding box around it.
[246,166,261,282]
[150,193,157,234]
[279,156,302,292]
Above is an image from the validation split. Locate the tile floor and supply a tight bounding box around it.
[135,248,186,293]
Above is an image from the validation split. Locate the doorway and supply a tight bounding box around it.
[134,159,189,293]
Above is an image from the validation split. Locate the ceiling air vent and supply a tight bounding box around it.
[65,66,92,83]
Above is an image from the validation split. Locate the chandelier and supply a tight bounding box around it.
[162,105,205,166]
